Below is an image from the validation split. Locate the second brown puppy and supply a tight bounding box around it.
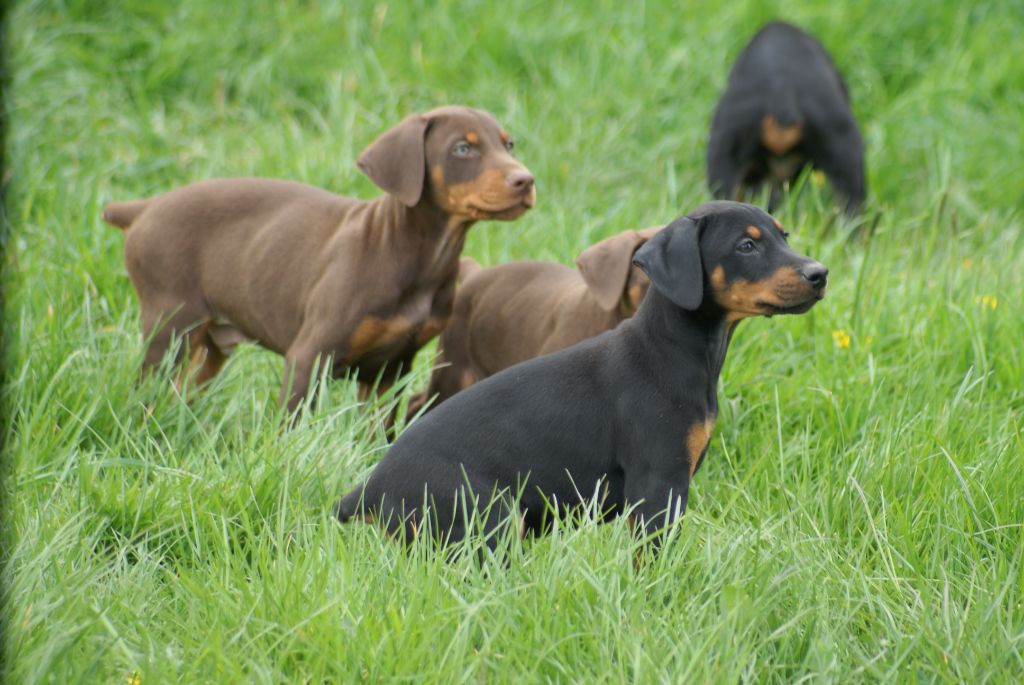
[409,226,661,415]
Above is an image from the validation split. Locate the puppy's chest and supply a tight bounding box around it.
[348,289,451,364]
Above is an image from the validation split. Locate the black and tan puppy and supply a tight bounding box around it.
[102,106,535,414]
[707,21,865,213]
[406,225,661,416]
[337,201,828,549]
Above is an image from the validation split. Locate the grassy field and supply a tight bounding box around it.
[3,0,1023,681]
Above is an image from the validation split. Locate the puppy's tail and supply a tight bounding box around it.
[458,256,482,284]
[101,199,150,230]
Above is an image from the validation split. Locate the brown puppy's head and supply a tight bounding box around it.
[357,106,535,220]
[632,201,827,321]
[576,226,662,313]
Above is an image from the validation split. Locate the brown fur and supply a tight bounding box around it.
[408,226,662,416]
[104,106,535,415]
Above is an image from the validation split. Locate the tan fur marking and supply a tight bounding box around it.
[349,316,414,358]
[465,131,479,145]
[459,369,477,390]
[712,265,815,321]
[415,316,449,346]
[499,130,511,143]
[626,284,646,312]
[444,167,532,219]
[686,417,716,478]
[711,266,810,322]
[431,165,447,192]
[773,218,784,230]
[761,115,803,156]
[746,225,762,240]
[710,265,727,292]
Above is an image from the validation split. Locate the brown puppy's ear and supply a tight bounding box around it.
[576,230,652,311]
[357,114,429,207]
[632,216,702,310]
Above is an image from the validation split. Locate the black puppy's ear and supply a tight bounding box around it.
[631,216,703,310]
[357,114,429,207]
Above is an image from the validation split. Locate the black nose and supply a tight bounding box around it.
[507,170,535,193]
[800,262,829,288]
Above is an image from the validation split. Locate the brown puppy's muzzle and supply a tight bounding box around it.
[466,163,536,219]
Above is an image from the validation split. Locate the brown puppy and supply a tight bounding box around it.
[408,226,660,416]
[103,106,535,413]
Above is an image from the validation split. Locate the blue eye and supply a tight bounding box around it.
[452,142,472,157]
[737,239,756,253]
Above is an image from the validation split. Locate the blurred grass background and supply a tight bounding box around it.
[2,0,1023,682]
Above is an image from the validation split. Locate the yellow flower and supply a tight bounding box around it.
[961,257,974,270]
[978,295,998,311]
[127,673,141,685]
[811,170,826,188]
[832,329,851,349]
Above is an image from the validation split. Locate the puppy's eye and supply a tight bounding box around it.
[504,139,515,152]
[737,239,756,254]
[782,231,791,241]
[452,142,472,157]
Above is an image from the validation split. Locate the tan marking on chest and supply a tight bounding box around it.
[761,115,803,156]
[686,417,716,478]
[348,316,415,358]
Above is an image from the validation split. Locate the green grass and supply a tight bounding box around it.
[3,0,1023,681]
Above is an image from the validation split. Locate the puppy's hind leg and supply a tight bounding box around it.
[175,323,230,395]
[138,299,212,382]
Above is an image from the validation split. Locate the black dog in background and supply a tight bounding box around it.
[337,202,828,551]
[707,21,865,213]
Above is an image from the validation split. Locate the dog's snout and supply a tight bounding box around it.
[507,170,535,194]
[800,262,829,288]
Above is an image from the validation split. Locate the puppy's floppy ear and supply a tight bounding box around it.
[576,230,649,311]
[357,114,429,207]
[632,216,703,310]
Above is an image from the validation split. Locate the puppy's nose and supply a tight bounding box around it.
[507,170,535,194]
[800,262,829,288]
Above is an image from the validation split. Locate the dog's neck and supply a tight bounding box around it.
[371,193,476,273]
[632,287,737,394]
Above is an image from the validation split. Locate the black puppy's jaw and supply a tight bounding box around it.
[710,257,828,321]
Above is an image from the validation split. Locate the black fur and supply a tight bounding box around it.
[337,201,828,551]
[707,21,866,213]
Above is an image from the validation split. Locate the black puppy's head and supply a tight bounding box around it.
[632,201,827,321]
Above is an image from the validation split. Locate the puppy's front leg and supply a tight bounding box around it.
[280,344,323,415]
[624,468,691,550]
